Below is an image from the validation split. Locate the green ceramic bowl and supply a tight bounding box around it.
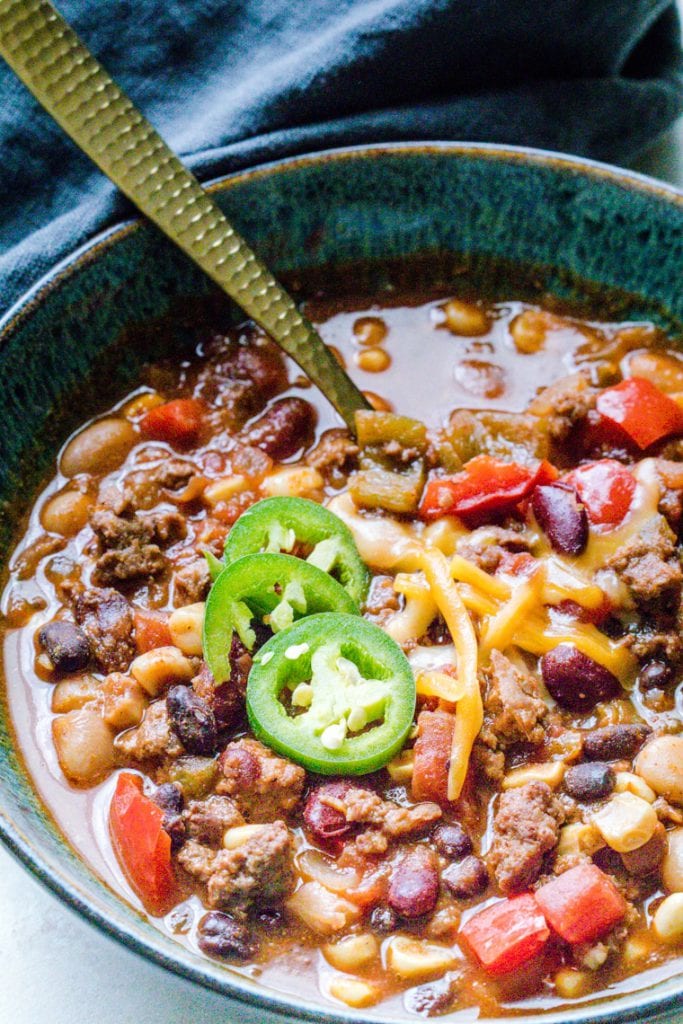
[1,143,682,1023]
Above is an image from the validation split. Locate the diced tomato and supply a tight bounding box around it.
[134,609,172,652]
[412,709,455,804]
[419,456,558,522]
[140,398,205,446]
[109,772,177,914]
[596,377,683,450]
[564,459,635,529]
[460,894,550,975]
[535,863,627,945]
[496,550,538,577]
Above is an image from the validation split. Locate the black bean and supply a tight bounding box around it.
[541,645,621,711]
[582,724,651,762]
[404,974,457,1016]
[240,397,316,460]
[532,483,588,555]
[197,911,257,961]
[167,685,217,756]
[370,905,398,934]
[433,823,473,861]
[564,762,615,801]
[638,661,673,691]
[152,783,186,850]
[442,855,489,899]
[388,847,440,919]
[38,620,91,673]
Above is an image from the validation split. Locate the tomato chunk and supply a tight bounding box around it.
[109,772,177,914]
[564,459,635,529]
[596,377,683,450]
[141,398,205,446]
[412,709,455,803]
[535,863,627,945]
[419,456,557,522]
[134,609,172,652]
[460,894,550,975]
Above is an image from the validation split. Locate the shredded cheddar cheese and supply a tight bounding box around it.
[481,567,546,654]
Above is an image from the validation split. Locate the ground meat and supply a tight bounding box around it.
[320,786,441,839]
[90,507,186,585]
[217,738,305,821]
[456,526,535,575]
[195,337,288,428]
[177,838,217,883]
[364,575,401,624]
[625,629,683,664]
[655,459,683,532]
[605,516,682,606]
[173,558,211,606]
[114,699,184,761]
[183,795,244,846]
[475,652,547,781]
[529,372,596,443]
[199,821,296,914]
[305,428,359,484]
[191,644,248,731]
[489,781,565,894]
[65,583,135,673]
[101,461,195,515]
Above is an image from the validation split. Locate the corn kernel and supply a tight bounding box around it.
[355,347,391,373]
[652,893,683,945]
[130,645,194,696]
[503,761,566,791]
[622,934,654,965]
[554,968,591,999]
[168,602,205,656]
[261,467,324,498]
[557,822,604,859]
[323,933,379,972]
[328,976,380,1009]
[592,792,658,853]
[385,936,457,980]
[443,299,489,337]
[203,475,247,505]
[614,771,656,804]
[387,748,414,784]
[223,824,269,850]
[123,392,164,419]
[353,316,387,347]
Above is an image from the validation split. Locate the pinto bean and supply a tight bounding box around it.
[442,855,488,898]
[531,483,588,555]
[541,645,621,711]
[583,724,651,762]
[240,397,316,460]
[433,823,473,861]
[166,685,217,756]
[197,911,257,961]
[38,620,91,673]
[564,762,615,801]
[387,847,440,919]
[303,781,354,845]
[61,417,136,477]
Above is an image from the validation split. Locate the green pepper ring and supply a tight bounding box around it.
[203,553,359,683]
[247,612,416,775]
[222,496,370,606]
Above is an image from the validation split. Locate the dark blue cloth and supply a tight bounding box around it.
[1,0,682,314]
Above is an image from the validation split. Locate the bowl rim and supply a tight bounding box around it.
[1,139,682,1023]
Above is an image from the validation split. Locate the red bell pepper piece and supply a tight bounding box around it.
[419,456,557,522]
[564,459,635,529]
[109,772,177,915]
[460,894,550,975]
[411,709,455,804]
[535,863,627,945]
[596,377,683,450]
[141,398,205,446]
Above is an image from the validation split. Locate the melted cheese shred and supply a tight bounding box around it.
[420,549,482,801]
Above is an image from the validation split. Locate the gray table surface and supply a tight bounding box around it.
[3,120,683,1024]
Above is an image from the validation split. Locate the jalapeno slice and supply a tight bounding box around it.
[220,496,370,606]
[247,613,416,775]
[203,553,359,683]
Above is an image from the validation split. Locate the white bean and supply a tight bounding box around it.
[635,735,683,805]
[663,828,683,893]
[52,708,115,784]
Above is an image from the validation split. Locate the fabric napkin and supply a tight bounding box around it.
[1,0,682,314]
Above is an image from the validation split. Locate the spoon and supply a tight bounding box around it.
[0,0,370,430]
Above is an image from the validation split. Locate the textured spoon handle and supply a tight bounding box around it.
[0,0,370,428]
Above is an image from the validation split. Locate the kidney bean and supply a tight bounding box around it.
[388,847,440,919]
[564,762,615,801]
[153,782,186,849]
[531,483,588,555]
[433,823,473,861]
[582,723,650,762]
[303,781,355,844]
[442,855,489,898]
[38,620,91,673]
[638,661,673,691]
[167,685,217,756]
[370,904,398,934]
[540,645,621,711]
[240,397,316,460]
[197,911,257,961]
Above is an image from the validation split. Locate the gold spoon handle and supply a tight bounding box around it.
[0,0,370,428]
